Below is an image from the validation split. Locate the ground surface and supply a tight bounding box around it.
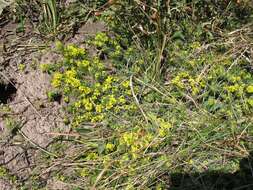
[0,1,253,190]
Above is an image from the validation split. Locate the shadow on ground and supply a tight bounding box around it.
[168,152,253,190]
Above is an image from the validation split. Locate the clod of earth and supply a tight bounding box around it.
[0,82,16,104]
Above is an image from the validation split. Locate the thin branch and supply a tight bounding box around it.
[130,75,149,123]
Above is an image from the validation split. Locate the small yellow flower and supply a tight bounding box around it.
[105,76,114,84]
[80,168,89,177]
[94,32,109,47]
[159,128,167,137]
[247,98,253,106]
[65,45,85,57]
[122,80,130,88]
[246,85,253,93]
[95,105,103,113]
[63,96,69,103]
[158,120,172,137]
[93,89,100,97]
[82,99,93,111]
[121,132,138,146]
[77,60,90,68]
[78,86,92,95]
[86,153,98,160]
[65,69,77,78]
[64,86,70,93]
[190,41,201,49]
[225,84,239,93]
[119,96,126,104]
[74,101,82,108]
[106,95,117,109]
[67,77,81,88]
[189,159,194,165]
[131,145,139,153]
[102,83,111,92]
[105,143,115,152]
[52,72,63,87]
[171,76,184,88]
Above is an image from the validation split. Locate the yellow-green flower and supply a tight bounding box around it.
[66,77,81,88]
[248,98,253,106]
[95,105,103,113]
[65,69,77,78]
[190,41,201,49]
[246,85,253,93]
[122,80,130,88]
[77,60,90,68]
[225,84,240,93]
[106,143,115,152]
[78,86,92,95]
[82,99,93,111]
[65,45,85,57]
[119,96,126,104]
[74,101,82,108]
[94,32,109,47]
[40,63,50,72]
[171,76,184,88]
[121,132,138,147]
[106,95,117,110]
[86,153,98,160]
[79,168,89,177]
[52,72,63,87]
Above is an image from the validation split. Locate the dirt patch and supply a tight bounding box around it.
[0,21,67,186]
[0,178,13,190]
[0,59,68,181]
[67,21,107,45]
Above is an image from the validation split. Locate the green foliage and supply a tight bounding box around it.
[44,28,253,188]
[47,91,61,102]
[0,166,18,186]
[167,41,253,114]
[99,0,253,78]
[0,166,8,177]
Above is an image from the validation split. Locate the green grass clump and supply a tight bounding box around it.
[98,0,253,79]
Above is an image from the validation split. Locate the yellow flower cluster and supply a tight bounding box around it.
[93,32,109,47]
[246,85,253,93]
[50,42,136,125]
[225,84,241,93]
[171,71,200,95]
[64,44,85,58]
[157,119,172,137]
[149,113,173,138]
[52,72,63,88]
[118,120,172,159]
[105,143,115,152]
[248,98,253,106]
[77,60,90,68]
[65,69,81,88]
[119,130,153,159]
